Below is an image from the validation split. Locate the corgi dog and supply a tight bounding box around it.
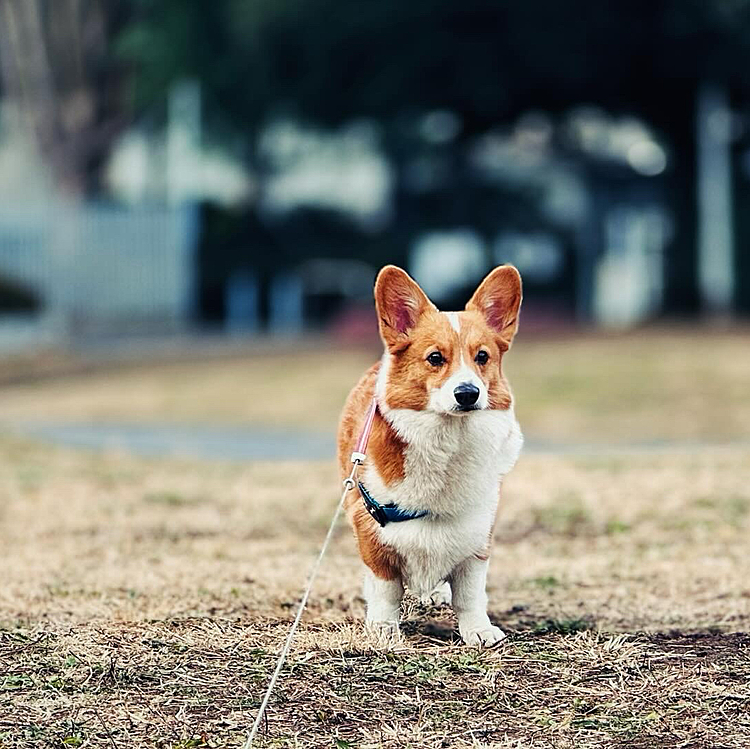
[337,264,523,646]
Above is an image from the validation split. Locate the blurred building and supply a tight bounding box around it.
[0,88,747,351]
[191,111,676,334]
[2,1,750,352]
[0,201,197,347]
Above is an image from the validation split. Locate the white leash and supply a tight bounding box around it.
[242,461,360,748]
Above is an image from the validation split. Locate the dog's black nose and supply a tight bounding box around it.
[454,383,480,408]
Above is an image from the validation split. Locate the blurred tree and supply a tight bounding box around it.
[119,0,750,311]
[118,1,750,130]
[0,0,132,196]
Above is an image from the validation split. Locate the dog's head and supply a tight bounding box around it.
[375,265,522,414]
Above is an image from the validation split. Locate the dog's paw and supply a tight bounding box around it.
[421,582,452,607]
[460,624,507,648]
[365,619,402,646]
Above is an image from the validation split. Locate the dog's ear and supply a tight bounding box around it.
[374,265,435,351]
[466,265,522,351]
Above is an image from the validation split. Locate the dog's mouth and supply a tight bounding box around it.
[452,404,481,414]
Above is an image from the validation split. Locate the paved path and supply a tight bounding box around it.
[12,422,336,461]
[5,421,746,461]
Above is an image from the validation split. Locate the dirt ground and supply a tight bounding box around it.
[1,329,749,748]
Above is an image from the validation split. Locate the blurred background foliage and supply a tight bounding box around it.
[119,0,750,128]
[1,0,750,343]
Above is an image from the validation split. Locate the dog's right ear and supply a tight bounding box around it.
[374,265,435,351]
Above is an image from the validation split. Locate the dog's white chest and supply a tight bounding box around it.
[362,408,523,596]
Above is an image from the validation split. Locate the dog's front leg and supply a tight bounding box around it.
[363,568,403,639]
[450,556,506,647]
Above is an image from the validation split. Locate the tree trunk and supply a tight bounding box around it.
[0,0,129,198]
[660,107,700,316]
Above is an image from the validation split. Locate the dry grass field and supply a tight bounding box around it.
[1,328,749,443]
[1,329,750,748]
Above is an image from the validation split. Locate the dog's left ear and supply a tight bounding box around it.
[466,265,523,351]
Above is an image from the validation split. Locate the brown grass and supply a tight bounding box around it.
[1,329,749,442]
[2,328,750,747]
[1,430,749,747]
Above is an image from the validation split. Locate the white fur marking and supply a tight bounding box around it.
[429,362,489,413]
[362,406,523,603]
[364,568,403,623]
[445,311,461,333]
[452,556,506,646]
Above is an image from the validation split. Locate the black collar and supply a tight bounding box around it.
[358,482,428,527]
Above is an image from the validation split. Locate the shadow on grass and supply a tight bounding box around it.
[398,598,597,646]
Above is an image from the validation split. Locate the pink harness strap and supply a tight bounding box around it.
[351,396,378,464]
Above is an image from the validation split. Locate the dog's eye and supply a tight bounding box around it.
[426,351,445,367]
[474,350,489,365]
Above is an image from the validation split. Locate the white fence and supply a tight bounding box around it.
[0,201,198,344]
